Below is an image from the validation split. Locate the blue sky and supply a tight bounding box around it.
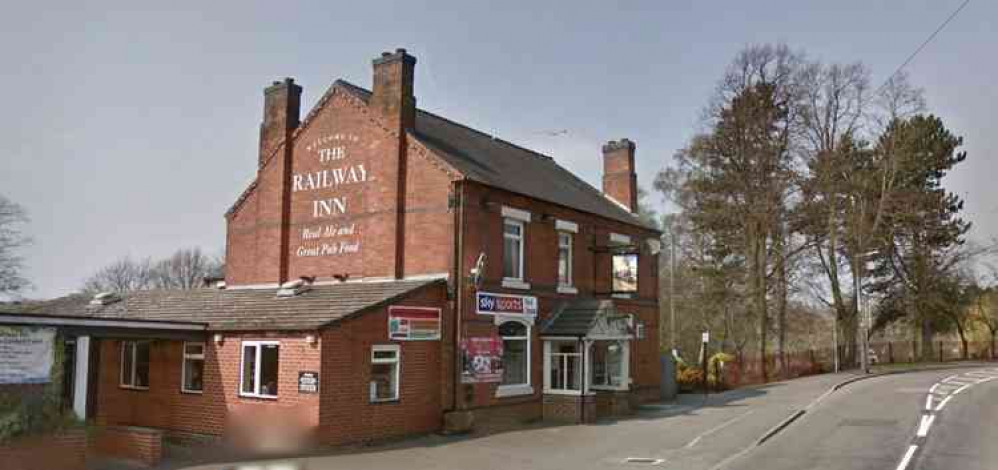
[1,0,993,298]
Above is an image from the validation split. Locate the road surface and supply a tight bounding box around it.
[165,366,998,470]
[728,367,998,470]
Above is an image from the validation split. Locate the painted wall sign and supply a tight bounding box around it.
[298,371,319,394]
[388,306,442,341]
[292,133,369,258]
[476,292,538,317]
[611,254,639,293]
[0,327,55,384]
[460,336,504,383]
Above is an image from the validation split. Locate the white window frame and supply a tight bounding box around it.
[239,340,280,399]
[370,344,401,403]
[589,340,630,391]
[180,341,205,394]
[119,340,150,390]
[502,218,528,288]
[557,231,575,293]
[496,319,533,397]
[543,340,584,395]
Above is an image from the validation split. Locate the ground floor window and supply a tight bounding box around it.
[370,344,400,402]
[547,340,582,392]
[241,341,279,398]
[499,321,530,388]
[120,340,150,389]
[181,342,205,393]
[591,340,628,389]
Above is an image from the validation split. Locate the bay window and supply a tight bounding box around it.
[240,341,279,398]
[591,340,629,390]
[546,340,582,393]
[120,340,150,390]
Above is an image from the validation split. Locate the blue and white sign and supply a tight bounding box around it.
[0,327,55,384]
[476,292,538,317]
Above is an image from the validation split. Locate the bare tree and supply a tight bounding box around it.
[82,257,154,294]
[151,247,222,290]
[0,195,31,297]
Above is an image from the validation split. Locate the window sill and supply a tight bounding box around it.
[556,285,578,295]
[502,279,531,290]
[590,385,630,392]
[239,393,278,400]
[370,398,400,404]
[119,385,149,391]
[542,388,583,396]
[180,389,204,395]
[495,384,534,398]
[611,293,635,299]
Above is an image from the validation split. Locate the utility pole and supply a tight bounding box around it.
[670,229,677,357]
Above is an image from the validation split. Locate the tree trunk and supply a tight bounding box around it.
[775,222,788,378]
[920,316,934,362]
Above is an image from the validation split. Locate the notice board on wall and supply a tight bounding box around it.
[388,306,442,341]
[0,327,55,384]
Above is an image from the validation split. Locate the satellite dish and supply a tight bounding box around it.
[470,252,486,290]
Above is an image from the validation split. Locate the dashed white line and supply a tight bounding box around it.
[924,394,934,410]
[684,410,754,448]
[896,444,919,470]
[935,395,954,411]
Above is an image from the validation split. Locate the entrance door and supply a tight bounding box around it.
[61,339,76,411]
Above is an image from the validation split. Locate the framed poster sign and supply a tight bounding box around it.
[476,292,538,317]
[460,336,504,383]
[388,306,442,341]
[298,371,319,394]
[0,327,55,384]
[611,254,639,293]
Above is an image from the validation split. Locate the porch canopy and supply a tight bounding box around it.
[540,299,633,395]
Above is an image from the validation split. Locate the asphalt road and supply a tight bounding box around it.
[727,367,998,470]
[168,366,998,470]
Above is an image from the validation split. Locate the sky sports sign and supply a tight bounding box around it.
[476,292,538,317]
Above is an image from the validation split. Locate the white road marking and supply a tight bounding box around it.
[896,445,919,470]
[684,410,754,448]
[952,383,972,395]
[928,383,940,394]
[916,415,935,437]
[925,394,934,410]
[935,394,954,411]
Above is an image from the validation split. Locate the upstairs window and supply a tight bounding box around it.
[181,342,205,393]
[241,341,279,398]
[557,232,573,287]
[120,341,150,390]
[503,219,524,280]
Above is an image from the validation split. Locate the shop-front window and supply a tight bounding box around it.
[181,342,205,393]
[240,341,279,398]
[592,340,628,389]
[120,340,150,390]
[548,341,582,392]
[499,321,530,388]
[370,344,400,402]
[503,219,524,280]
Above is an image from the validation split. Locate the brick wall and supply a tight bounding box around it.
[93,426,163,467]
[95,331,322,445]
[318,283,451,446]
[0,428,88,470]
[542,394,596,424]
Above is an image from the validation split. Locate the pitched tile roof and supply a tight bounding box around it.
[333,81,655,230]
[0,279,443,331]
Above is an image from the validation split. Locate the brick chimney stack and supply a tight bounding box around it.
[371,48,417,131]
[601,139,638,213]
[259,77,302,168]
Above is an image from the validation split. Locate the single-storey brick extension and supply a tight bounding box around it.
[0,48,662,452]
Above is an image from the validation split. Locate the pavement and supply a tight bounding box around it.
[105,362,998,470]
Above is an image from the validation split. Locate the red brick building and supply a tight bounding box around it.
[0,48,661,454]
